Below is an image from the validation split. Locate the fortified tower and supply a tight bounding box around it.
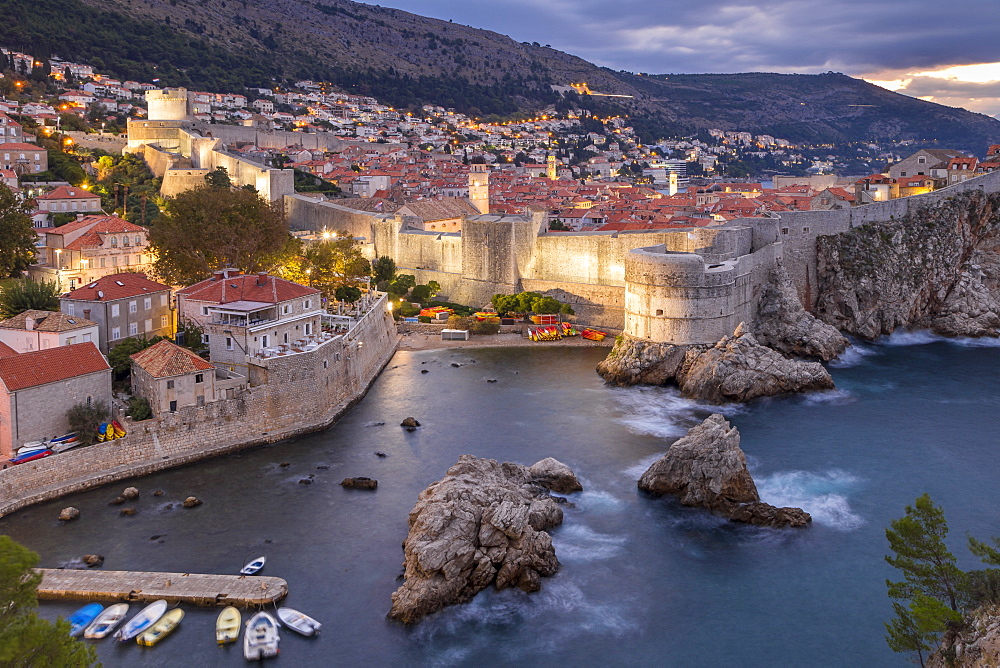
[469,163,490,214]
[145,88,190,121]
[547,153,557,180]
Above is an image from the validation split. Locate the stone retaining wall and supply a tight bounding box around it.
[0,298,399,518]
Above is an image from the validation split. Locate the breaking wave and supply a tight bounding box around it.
[828,344,878,368]
[552,524,628,563]
[754,469,865,531]
[612,385,741,439]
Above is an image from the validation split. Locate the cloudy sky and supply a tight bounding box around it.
[365,0,1000,117]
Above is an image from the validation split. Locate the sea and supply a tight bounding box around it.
[2,333,999,667]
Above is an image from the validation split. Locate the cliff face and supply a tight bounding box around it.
[815,191,1000,340]
[929,604,1000,667]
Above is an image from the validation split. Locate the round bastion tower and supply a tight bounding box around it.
[623,244,742,345]
[145,88,190,121]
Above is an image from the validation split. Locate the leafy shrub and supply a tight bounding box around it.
[446,315,471,330]
[417,315,432,323]
[127,396,153,421]
[468,320,500,335]
[67,400,110,446]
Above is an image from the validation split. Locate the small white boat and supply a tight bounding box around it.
[16,442,48,455]
[114,599,168,642]
[137,607,184,646]
[276,607,321,636]
[50,440,83,454]
[244,611,280,660]
[240,556,266,575]
[84,602,129,639]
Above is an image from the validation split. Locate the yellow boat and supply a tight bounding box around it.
[216,606,241,645]
[136,608,184,647]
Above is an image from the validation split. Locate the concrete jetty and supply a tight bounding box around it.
[35,569,287,607]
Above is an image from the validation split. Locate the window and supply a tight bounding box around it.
[144,297,151,310]
[781,228,789,235]
[123,236,130,246]
[112,256,118,267]
[201,334,210,344]
[304,299,312,309]
[281,304,290,315]
[100,257,105,268]
[129,301,137,313]
[128,322,138,336]
[166,380,174,389]
[66,303,75,316]
[900,171,907,177]
[110,236,118,246]
[160,316,168,328]
[83,333,91,342]
[225,337,233,350]
[111,304,120,317]
[66,336,76,345]
[135,236,141,246]
[655,309,663,316]
[144,319,152,331]
[304,322,313,336]
[197,395,205,407]
[111,327,121,340]
[201,306,210,316]
[160,294,168,307]
[195,373,204,383]
[169,400,177,412]
[261,335,269,348]
[918,157,926,164]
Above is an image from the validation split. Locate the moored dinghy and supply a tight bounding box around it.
[114,599,168,642]
[240,556,266,575]
[276,607,321,636]
[216,606,241,645]
[244,611,280,660]
[67,603,104,637]
[84,602,129,639]
[137,608,184,647]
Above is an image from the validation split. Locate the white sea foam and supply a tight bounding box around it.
[800,389,855,406]
[881,330,945,346]
[612,385,741,439]
[755,469,865,531]
[552,524,627,563]
[828,343,878,368]
[569,488,626,513]
[622,453,664,479]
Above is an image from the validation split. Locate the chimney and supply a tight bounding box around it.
[213,270,225,280]
[24,316,34,331]
[256,271,268,286]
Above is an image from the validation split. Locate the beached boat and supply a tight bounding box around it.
[216,606,241,645]
[49,432,77,444]
[11,449,52,465]
[51,439,83,453]
[240,556,266,575]
[84,603,129,639]
[67,603,104,637]
[276,607,321,636]
[244,611,280,660]
[114,599,168,642]
[16,442,48,456]
[137,608,184,647]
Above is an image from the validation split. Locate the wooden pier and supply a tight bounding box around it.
[35,569,287,607]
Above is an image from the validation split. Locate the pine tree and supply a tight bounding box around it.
[0,183,37,278]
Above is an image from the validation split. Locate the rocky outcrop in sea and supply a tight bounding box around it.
[637,414,811,528]
[816,190,1000,339]
[598,325,834,403]
[753,265,848,361]
[387,455,582,624]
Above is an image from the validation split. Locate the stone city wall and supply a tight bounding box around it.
[0,298,399,518]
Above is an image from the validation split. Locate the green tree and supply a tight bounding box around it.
[886,493,963,611]
[969,536,1000,565]
[372,256,396,284]
[302,234,371,300]
[410,284,431,303]
[0,536,96,667]
[151,186,296,285]
[0,279,60,318]
[884,494,966,665]
[204,166,232,189]
[334,285,362,303]
[67,400,110,447]
[0,183,37,278]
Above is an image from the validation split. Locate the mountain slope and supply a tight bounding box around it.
[3,0,999,151]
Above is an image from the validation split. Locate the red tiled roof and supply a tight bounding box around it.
[35,185,100,201]
[0,142,45,151]
[0,341,16,358]
[177,271,318,305]
[130,340,213,378]
[0,342,109,391]
[63,272,171,302]
[50,213,142,237]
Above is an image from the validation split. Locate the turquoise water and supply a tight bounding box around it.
[2,335,999,666]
